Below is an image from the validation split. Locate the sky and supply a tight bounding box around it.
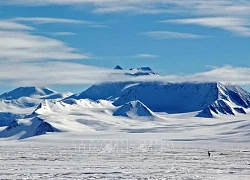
[0,0,250,93]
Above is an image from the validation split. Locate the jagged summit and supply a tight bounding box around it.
[0,86,56,100]
[197,83,250,118]
[113,65,158,76]
[114,65,123,70]
[128,66,158,76]
[129,67,153,72]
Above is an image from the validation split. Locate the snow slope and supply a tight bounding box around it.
[197,84,250,117]
[75,81,250,117]
[1,117,58,139]
[1,77,250,139]
[0,87,55,100]
[113,100,155,117]
[0,87,72,126]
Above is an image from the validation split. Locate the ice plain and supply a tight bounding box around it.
[1,114,250,180]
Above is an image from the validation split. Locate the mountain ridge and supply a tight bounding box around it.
[0,66,250,139]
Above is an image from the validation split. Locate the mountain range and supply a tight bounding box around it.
[0,66,250,139]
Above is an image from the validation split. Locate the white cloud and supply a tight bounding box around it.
[0,18,89,61]
[129,65,250,86]
[0,62,122,86]
[142,31,203,39]
[4,0,250,36]
[50,32,76,36]
[136,54,158,58]
[0,20,34,30]
[3,0,250,16]
[0,62,250,87]
[161,17,250,37]
[0,30,88,61]
[12,17,93,25]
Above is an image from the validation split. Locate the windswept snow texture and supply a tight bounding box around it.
[113,100,154,117]
[0,133,250,179]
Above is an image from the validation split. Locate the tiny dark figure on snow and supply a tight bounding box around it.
[208,151,211,157]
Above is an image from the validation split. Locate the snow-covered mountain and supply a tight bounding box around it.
[1,67,250,139]
[0,87,55,100]
[197,84,250,117]
[66,66,159,100]
[113,100,155,117]
[0,87,72,126]
[126,67,159,76]
[0,87,72,101]
[1,117,58,139]
[114,65,123,70]
[72,81,250,117]
[67,82,131,101]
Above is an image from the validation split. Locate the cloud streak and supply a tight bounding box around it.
[161,17,250,37]
[11,17,92,25]
[0,18,89,61]
[136,54,158,58]
[0,30,88,61]
[142,31,203,39]
[0,62,250,87]
[4,0,250,37]
[0,20,34,30]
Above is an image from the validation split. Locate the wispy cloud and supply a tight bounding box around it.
[0,62,250,87]
[0,20,34,30]
[10,17,108,28]
[136,54,158,58]
[4,0,250,16]
[4,0,250,37]
[161,17,250,37]
[0,30,88,61]
[128,65,250,86]
[0,19,89,61]
[50,32,76,36]
[12,17,92,25]
[165,65,250,86]
[142,31,203,39]
[0,62,113,86]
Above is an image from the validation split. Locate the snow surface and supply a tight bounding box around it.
[0,132,250,179]
[113,100,155,117]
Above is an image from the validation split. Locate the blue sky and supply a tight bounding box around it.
[0,0,250,93]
